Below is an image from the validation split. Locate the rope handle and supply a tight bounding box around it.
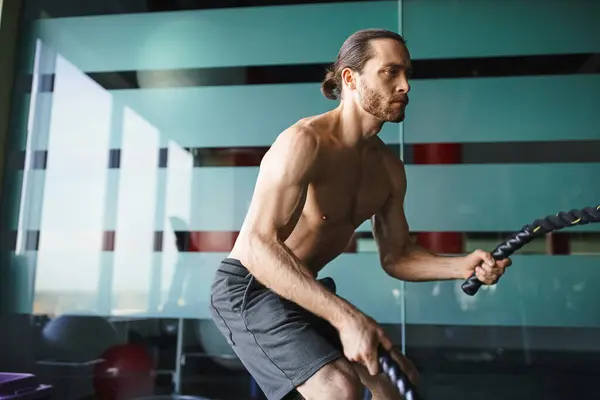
[378,346,423,400]
[461,205,600,296]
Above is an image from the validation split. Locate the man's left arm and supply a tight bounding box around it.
[372,150,511,284]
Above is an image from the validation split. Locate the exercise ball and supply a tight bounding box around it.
[194,319,243,370]
[42,313,119,362]
[93,343,155,400]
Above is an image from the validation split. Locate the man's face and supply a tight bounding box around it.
[353,39,412,123]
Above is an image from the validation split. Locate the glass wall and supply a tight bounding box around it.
[399,1,600,398]
[0,0,599,399]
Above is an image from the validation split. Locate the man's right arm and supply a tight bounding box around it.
[236,128,357,330]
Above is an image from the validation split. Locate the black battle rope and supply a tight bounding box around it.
[378,346,423,400]
[462,204,600,296]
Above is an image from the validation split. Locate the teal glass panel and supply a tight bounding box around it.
[31,83,401,150]
[403,0,600,59]
[22,251,600,329]
[404,163,600,232]
[405,255,600,328]
[32,2,398,73]
[405,75,600,143]
[16,163,600,232]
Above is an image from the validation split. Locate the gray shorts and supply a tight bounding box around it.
[209,258,343,400]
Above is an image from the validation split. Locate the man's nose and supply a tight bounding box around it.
[396,76,410,93]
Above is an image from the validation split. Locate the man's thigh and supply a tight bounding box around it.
[210,259,344,400]
[295,357,364,400]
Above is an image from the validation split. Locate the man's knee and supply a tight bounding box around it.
[328,367,363,399]
[352,363,404,400]
[297,358,363,399]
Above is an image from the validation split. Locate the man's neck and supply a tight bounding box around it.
[333,102,384,147]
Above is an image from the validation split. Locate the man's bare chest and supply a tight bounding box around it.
[303,154,391,228]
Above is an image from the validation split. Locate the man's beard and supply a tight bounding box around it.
[359,80,405,123]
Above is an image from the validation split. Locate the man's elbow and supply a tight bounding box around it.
[380,251,400,277]
[233,231,273,277]
[238,228,279,255]
[380,246,412,279]
[238,229,266,248]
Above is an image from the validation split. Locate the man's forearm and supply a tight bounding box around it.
[383,243,465,281]
[244,233,357,329]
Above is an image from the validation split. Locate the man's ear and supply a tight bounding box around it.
[341,67,356,91]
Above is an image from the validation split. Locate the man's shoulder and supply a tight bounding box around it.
[293,113,334,136]
[275,121,320,151]
[272,115,331,152]
[372,137,405,169]
[372,138,406,191]
[262,119,324,172]
[257,119,324,182]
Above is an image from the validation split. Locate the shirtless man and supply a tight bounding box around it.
[209,29,511,400]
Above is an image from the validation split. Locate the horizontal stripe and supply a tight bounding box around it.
[13,229,599,254]
[405,254,600,328]
[175,141,600,166]
[76,53,596,90]
[28,1,600,74]
[405,163,600,232]
[405,74,600,144]
[27,74,599,153]
[9,164,600,233]
[31,2,398,74]
[107,83,403,147]
[40,0,389,18]
[405,324,600,353]
[27,52,598,93]
[89,64,331,90]
[409,53,599,81]
[18,251,600,326]
[163,230,357,253]
[13,139,600,171]
[31,84,401,150]
[403,0,600,59]
[404,140,600,165]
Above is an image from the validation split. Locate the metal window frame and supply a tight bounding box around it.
[0,0,23,314]
[0,0,23,204]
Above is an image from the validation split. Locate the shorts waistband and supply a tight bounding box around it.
[217,258,249,277]
[217,258,336,293]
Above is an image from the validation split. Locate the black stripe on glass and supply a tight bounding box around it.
[25,230,40,251]
[15,140,600,171]
[90,53,599,90]
[24,52,599,93]
[6,230,598,252]
[402,140,600,165]
[181,141,600,167]
[37,0,389,18]
[411,52,599,80]
[31,151,47,169]
[158,148,169,168]
[108,149,121,169]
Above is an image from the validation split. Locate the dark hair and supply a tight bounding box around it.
[321,29,406,100]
